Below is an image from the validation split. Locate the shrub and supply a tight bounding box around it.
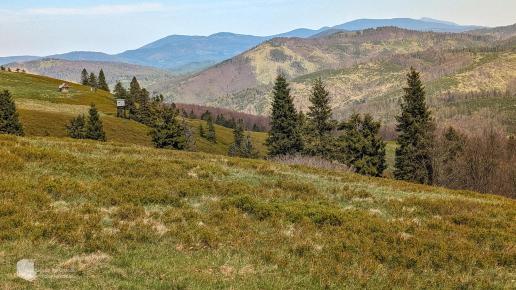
[0,90,24,136]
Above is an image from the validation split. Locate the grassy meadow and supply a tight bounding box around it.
[0,70,268,155]
[0,135,515,289]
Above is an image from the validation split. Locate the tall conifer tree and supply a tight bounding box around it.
[85,104,106,141]
[206,115,217,143]
[266,75,303,156]
[228,120,258,158]
[304,78,335,158]
[228,120,244,157]
[97,69,110,92]
[394,68,435,184]
[81,69,89,86]
[88,73,98,89]
[0,90,24,136]
[113,81,127,99]
[127,77,141,119]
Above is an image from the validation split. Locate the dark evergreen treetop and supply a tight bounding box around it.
[97,69,110,92]
[66,115,86,139]
[304,78,335,158]
[266,75,303,156]
[88,72,98,89]
[0,90,24,136]
[232,120,245,149]
[113,81,127,99]
[307,78,334,135]
[85,104,106,141]
[337,113,386,177]
[229,119,258,158]
[129,77,141,99]
[150,106,187,150]
[81,69,89,86]
[394,67,435,184]
[206,115,217,143]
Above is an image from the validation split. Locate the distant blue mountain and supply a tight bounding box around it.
[333,18,482,33]
[0,56,41,65]
[117,33,265,70]
[2,18,485,72]
[47,51,121,62]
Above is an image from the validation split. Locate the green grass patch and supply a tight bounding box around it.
[0,135,514,288]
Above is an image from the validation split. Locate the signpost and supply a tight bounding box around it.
[116,99,126,118]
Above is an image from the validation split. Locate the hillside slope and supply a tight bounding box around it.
[0,135,514,288]
[163,27,516,133]
[6,58,177,89]
[163,27,492,105]
[0,70,267,156]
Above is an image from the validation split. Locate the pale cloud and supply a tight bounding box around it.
[24,3,163,16]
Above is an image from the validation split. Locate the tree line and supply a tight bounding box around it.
[266,75,387,177]
[174,103,270,132]
[1,66,26,73]
[81,68,110,92]
[263,68,441,181]
[264,68,515,197]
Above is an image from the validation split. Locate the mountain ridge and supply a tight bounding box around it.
[2,18,485,72]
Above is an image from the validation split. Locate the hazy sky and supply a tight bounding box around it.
[1,0,515,56]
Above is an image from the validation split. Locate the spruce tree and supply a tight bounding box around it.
[228,120,245,156]
[66,115,86,139]
[205,115,217,143]
[127,77,141,119]
[150,107,187,150]
[85,104,106,141]
[97,69,110,92]
[394,68,435,184]
[229,120,258,158]
[0,90,24,136]
[113,81,127,99]
[242,135,259,158]
[88,72,98,90]
[336,114,386,177]
[136,89,153,126]
[266,75,303,156]
[81,69,89,86]
[304,78,335,158]
[129,77,141,101]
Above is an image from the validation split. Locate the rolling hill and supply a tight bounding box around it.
[162,26,516,134]
[0,70,267,156]
[6,59,177,91]
[162,27,492,105]
[0,134,514,288]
